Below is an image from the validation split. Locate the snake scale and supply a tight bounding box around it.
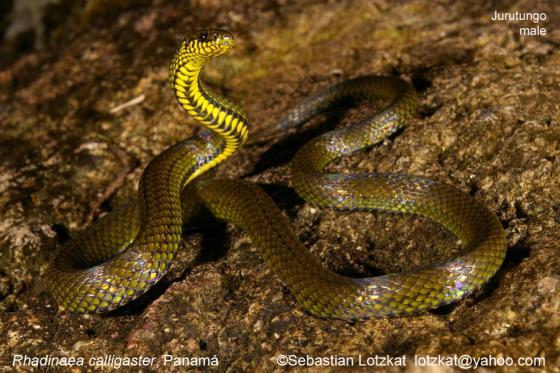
[47,29,507,321]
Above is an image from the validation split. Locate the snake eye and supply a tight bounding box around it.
[199,30,209,42]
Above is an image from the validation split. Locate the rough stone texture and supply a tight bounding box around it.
[1,0,559,371]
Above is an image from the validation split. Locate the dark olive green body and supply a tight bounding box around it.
[48,30,506,321]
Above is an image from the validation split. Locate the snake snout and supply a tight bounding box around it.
[213,29,234,46]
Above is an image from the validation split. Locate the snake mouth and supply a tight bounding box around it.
[214,30,234,50]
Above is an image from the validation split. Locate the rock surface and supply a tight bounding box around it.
[1,0,558,371]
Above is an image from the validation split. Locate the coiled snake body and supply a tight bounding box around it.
[48,29,507,321]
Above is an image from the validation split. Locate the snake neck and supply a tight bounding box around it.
[170,57,249,184]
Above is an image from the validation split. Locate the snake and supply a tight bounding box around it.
[47,29,507,321]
